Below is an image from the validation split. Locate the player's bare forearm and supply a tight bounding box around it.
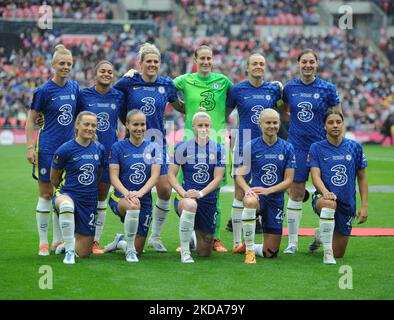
[266,168,294,194]
[137,165,161,198]
[311,167,330,195]
[235,175,250,193]
[25,110,38,147]
[200,168,225,196]
[357,169,368,208]
[168,164,186,197]
[109,165,129,197]
[171,100,185,114]
[50,168,62,189]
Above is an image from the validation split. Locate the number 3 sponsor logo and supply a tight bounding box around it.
[57,104,73,126]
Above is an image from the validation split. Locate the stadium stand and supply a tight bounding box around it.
[0,0,393,138]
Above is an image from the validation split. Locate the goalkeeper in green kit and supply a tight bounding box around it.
[173,45,233,253]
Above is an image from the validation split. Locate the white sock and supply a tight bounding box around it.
[94,200,107,242]
[319,208,335,252]
[179,210,195,253]
[253,243,264,257]
[36,197,51,246]
[242,208,256,252]
[58,201,75,252]
[231,198,244,247]
[151,198,170,238]
[124,210,139,252]
[286,199,303,246]
[117,240,127,253]
[52,211,62,245]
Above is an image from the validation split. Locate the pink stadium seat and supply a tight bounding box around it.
[0,117,6,127]
[15,8,23,18]
[295,15,303,25]
[19,119,27,128]
[272,16,280,25]
[8,117,17,128]
[286,14,294,25]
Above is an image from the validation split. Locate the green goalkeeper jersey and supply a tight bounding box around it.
[174,72,233,144]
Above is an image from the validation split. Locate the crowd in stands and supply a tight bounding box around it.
[1,1,394,134]
[0,0,114,20]
[177,0,320,31]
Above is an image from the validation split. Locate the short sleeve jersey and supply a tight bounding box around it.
[172,139,226,201]
[174,73,233,144]
[30,79,79,154]
[52,139,105,203]
[77,86,125,159]
[307,138,368,211]
[227,80,281,150]
[242,137,296,202]
[109,140,162,205]
[282,77,340,151]
[114,74,177,146]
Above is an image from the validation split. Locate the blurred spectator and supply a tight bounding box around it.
[0,0,114,20]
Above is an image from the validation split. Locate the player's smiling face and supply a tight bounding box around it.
[96,63,113,86]
[247,55,265,79]
[195,49,213,76]
[193,116,211,140]
[76,115,97,140]
[140,53,160,78]
[53,54,73,78]
[299,52,318,79]
[260,113,280,137]
[127,113,146,140]
[325,114,344,138]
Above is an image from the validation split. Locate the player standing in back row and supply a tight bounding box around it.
[280,49,342,254]
[25,44,79,256]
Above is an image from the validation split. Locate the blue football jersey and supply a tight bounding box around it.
[283,77,340,150]
[77,86,125,158]
[243,137,296,202]
[172,139,226,201]
[31,79,79,154]
[308,138,368,210]
[227,80,281,151]
[114,74,177,145]
[109,140,162,205]
[52,139,105,202]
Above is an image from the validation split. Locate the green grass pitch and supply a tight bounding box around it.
[0,144,393,300]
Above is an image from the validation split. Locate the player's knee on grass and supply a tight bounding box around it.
[196,231,214,257]
[135,235,146,255]
[263,248,279,258]
[75,235,93,258]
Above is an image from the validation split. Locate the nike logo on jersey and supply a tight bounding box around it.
[256,155,262,158]
[88,103,95,106]
[324,157,330,161]
[73,157,80,161]
[123,154,132,158]
[51,97,59,100]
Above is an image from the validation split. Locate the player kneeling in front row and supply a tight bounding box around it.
[50,111,106,264]
[233,109,296,264]
[168,109,226,263]
[307,109,368,264]
[104,110,162,262]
